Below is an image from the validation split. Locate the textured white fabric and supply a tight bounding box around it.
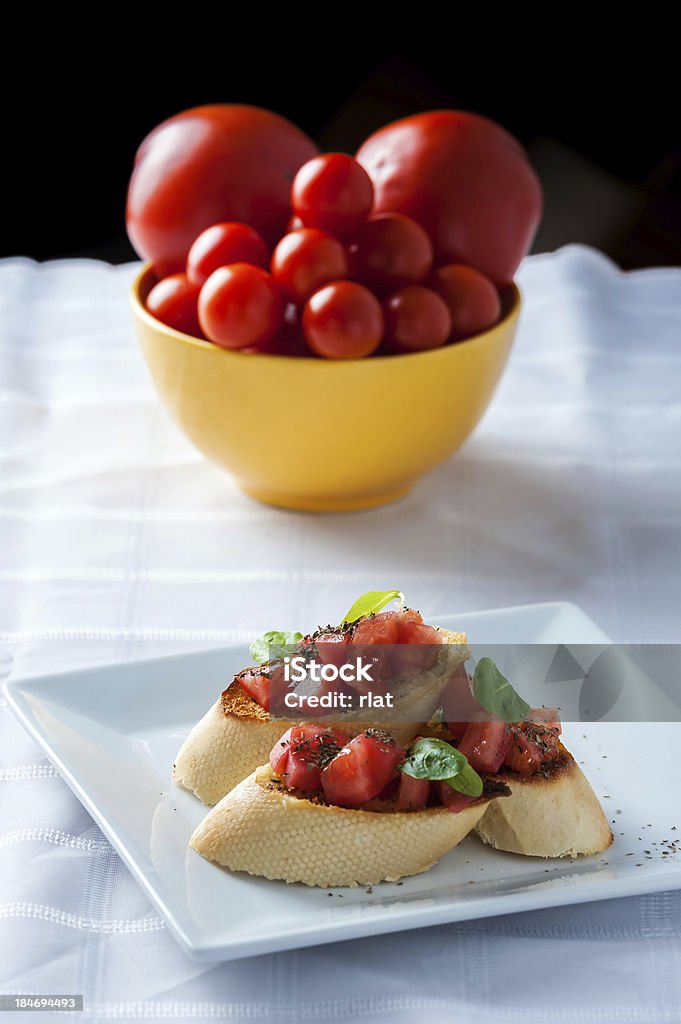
[1,246,680,1022]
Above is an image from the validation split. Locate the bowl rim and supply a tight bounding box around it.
[130,263,521,364]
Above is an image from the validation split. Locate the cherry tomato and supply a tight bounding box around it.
[357,111,542,285]
[320,732,405,807]
[302,281,383,359]
[383,285,451,352]
[126,105,318,269]
[430,265,501,340]
[292,153,374,236]
[242,316,311,357]
[145,273,202,337]
[187,222,269,285]
[271,228,348,304]
[347,213,433,295]
[198,263,283,350]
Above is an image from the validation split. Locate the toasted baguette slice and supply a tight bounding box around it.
[190,764,496,887]
[173,684,289,807]
[174,627,469,806]
[475,745,613,858]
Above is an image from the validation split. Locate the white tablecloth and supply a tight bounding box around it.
[1,246,680,1022]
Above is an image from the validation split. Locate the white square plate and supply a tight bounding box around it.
[5,602,681,962]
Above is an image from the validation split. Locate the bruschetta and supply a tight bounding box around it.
[437,662,613,857]
[174,596,469,806]
[190,726,509,887]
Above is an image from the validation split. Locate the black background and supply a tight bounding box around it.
[4,28,679,268]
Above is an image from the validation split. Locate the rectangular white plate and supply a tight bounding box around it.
[5,602,681,962]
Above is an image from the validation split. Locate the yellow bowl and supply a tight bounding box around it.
[131,265,520,512]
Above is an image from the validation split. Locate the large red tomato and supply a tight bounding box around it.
[126,105,318,272]
[356,111,542,285]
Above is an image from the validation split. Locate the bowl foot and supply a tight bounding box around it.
[238,482,414,513]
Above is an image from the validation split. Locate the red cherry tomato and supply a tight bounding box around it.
[198,263,283,350]
[187,222,269,286]
[347,213,433,295]
[242,316,311,357]
[271,228,348,304]
[292,153,374,236]
[320,732,405,807]
[357,111,542,285]
[383,285,452,352]
[126,105,318,270]
[145,273,202,337]
[430,265,501,340]
[302,281,383,359]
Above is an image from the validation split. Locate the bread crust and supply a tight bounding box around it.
[190,765,490,887]
[173,691,288,806]
[475,747,613,857]
[174,628,469,805]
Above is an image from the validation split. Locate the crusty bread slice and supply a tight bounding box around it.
[173,684,289,806]
[190,764,491,887]
[174,627,469,806]
[474,746,613,858]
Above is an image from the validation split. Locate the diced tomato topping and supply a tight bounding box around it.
[351,611,401,646]
[457,720,512,774]
[527,707,562,737]
[393,621,442,673]
[503,710,562,775]
[238,668,272,711]
[314,630,351,668]
[270,724,351,793]
[396,608,423,628]
[320,731,405,807]
[396,773,430,811]
[504,729,545,776]
[437,781,476,813]
[240,663,292,713]
[351,609,442,678]
[443,662,480,739]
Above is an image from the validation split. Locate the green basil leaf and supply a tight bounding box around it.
[400,737,483,798]
[341,589,404,626]
[473,656,530,723]
[250,630,303,665]
[443,762,484,798]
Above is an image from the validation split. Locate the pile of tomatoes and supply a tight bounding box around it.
[128,105,542,360]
